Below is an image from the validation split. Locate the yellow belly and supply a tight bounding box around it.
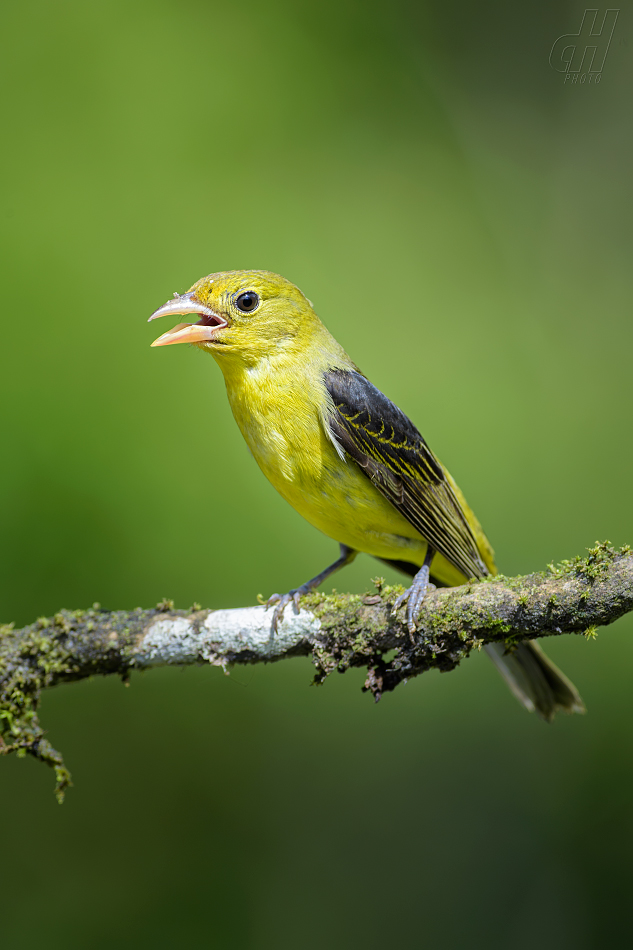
[224,373,467,587]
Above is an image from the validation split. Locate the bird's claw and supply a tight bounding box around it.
[392,570,436,639]
[265,586,309,633]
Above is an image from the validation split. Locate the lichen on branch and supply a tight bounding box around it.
[1,542,631,800]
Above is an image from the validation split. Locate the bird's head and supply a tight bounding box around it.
[148,270,320,367]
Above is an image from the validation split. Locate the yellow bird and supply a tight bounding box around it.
[149,270,584,721]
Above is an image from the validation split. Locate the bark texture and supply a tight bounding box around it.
[1,542,631,800]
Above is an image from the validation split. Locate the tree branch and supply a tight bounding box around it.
[2,542,631,799]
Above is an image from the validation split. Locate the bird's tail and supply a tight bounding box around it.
[484,640,586,722]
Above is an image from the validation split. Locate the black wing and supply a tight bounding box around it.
[324,369,488,580]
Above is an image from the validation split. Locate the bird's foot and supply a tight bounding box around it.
[266,585,312,634]
[265,546,357,636]
[392,565,436,639]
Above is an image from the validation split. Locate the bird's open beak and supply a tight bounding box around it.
[148,292,228,347]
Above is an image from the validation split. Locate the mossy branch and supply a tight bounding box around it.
[1,542,631,800]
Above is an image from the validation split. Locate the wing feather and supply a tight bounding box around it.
[324,369,488,580]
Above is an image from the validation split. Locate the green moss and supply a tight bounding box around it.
[3,541,629,794]
[0,605,160,800]
[0,615,76,800]
[305,585,407,691]
[306,578,481,700]
[485,615,512,635]
[548,541,624,580]
[352,632,369,651]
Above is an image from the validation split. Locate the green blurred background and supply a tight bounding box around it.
[1,0,632,946]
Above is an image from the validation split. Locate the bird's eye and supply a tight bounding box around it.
[235,291,260,313]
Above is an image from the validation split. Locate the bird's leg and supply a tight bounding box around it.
[392,546,436,638]
[266,544,357,633]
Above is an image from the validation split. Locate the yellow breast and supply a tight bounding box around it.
[221,358,431,564]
